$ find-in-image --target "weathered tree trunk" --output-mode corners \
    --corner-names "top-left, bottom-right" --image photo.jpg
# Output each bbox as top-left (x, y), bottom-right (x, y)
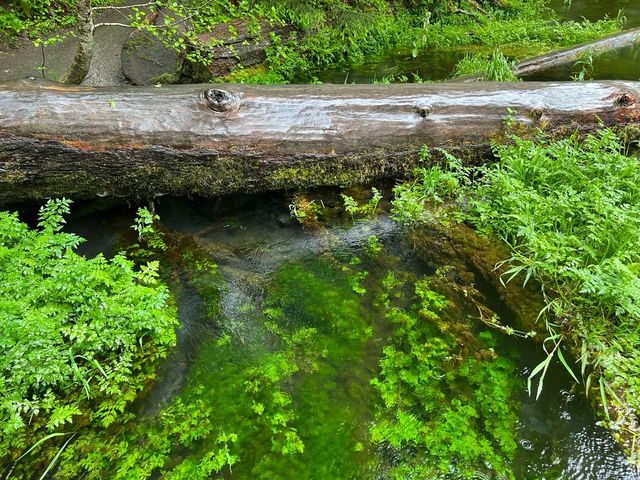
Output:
top-left (61, 0), bottom-right (94, 85)
top-left (515, 26), bottom-right (640, 78)
top-left (457, 27), bottom-right (640, 82)
top-left (1, 79), bottom-right (639, 203)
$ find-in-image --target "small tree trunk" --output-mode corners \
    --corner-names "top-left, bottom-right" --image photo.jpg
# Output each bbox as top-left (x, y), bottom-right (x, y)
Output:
top-left (61, 0), bottom-right (94, 84)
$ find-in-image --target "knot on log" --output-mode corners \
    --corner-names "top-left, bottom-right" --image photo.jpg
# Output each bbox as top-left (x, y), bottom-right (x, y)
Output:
top-left (615, 92), bottom-right (637, 108)
top-left (204, 89), bottom-right (241, 113)
top-left (415, 107), bottom-right (430, 119)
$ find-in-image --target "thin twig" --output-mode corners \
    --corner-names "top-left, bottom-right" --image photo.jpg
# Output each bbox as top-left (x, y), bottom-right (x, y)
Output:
top-left (92, 1), bottom-right (157, 10)
top-left (93, 22), bottom-right (134, 28)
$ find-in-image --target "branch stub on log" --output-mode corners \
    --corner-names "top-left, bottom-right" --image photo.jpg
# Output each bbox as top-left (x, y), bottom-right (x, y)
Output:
top-left (203, 88), bottom-right (241, 112)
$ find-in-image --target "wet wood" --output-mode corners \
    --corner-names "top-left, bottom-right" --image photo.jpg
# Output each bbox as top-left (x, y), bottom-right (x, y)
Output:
top-left (516, 27), bottom-right (640, 78)
top-left (1, 79), bottom-right (640, 203)
top-left (457, 27), bottom-right (640, 81)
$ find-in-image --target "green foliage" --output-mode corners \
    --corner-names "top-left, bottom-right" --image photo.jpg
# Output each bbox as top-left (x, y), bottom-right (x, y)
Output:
top-left (4, 0), bottom-right (623, 84)
top-left (0, 199), bottom-right (177, 475)
top-left (392, 149), bottom-right (470, 225)
top-left (341, 187), bottom-right (382, 220)
top-left (0, 0), bottom-right (91, 45)
top-left (289, 195), bottom-right (325, 229)
top-left (371, 271), bottom-right (520, 479)
top-left (219, 65), bottom-right (288, 84)
top-left (413, 6), bottom-right (623, 58)
top-left (0, 7), bottom-right (24, 43)
top-left (468, 131), bottom-right (640, 440)
top-left (366, 234), bottom-right (383, 256)
top-left (391, 129), bottom-right (640, 455)
top-left (453, 49), bottom-right (519, 81)
top-left (571, 50), bottom-right (595, 81)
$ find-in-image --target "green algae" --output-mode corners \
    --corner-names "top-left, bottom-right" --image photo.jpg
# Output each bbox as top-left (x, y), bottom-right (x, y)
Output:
top-left (2, 200), bottom-right (530, 479)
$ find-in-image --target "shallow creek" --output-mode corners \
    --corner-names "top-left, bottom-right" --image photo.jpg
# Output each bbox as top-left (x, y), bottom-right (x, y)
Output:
top-left (60, 192), bottom-right (640, 479)
top-left (306, 0), bottom-right (640, 84)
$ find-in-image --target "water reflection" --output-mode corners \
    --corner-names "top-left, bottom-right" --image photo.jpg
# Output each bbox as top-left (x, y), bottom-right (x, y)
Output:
top-left (550, 0), bottom-right (640, 29)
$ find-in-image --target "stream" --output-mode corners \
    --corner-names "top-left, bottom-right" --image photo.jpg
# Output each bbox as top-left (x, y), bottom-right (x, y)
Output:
top-left (305, 0), bottom-right (640, 84)
top-left (61, 192), bottom-right (640, 479)
top-left (6, 0), bottom-right (640, 476)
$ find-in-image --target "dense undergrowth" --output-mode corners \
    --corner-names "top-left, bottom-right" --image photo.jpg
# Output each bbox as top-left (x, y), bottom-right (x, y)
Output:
top-left (0, 200), bottom-right (177, 477)
top-left (392, 129), bottom-right (640, 459)
top-left (0, 0), bottom-right (623, 82)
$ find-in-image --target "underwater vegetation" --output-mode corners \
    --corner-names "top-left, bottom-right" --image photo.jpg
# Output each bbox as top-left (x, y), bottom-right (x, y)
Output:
top-left (0, 194), bottom-right (527, 478)
top-left (391, 128), bottom-right (640, 461)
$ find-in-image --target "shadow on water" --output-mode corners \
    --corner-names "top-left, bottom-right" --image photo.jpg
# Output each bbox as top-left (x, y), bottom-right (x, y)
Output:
top-left (55, 193), bottom-right (640, 478)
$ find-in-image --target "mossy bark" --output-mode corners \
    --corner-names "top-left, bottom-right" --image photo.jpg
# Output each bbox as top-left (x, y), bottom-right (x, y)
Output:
top-left (1, 79), bottom-right (640, 203)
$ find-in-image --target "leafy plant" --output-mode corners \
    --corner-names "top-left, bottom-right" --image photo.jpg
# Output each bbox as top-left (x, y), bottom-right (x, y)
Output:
top-left (370, 270), bottom-right (520, 479)
top-left (289, 195), bottom-right (325, 229)
top-left (0, 199), bottom-right (177, 476)
top-left (391, 129), bottom-right (640, 455)
top-left (571, 50), bottom-right (595, 81)
top-left (341, 187), bottom-right (382, 221)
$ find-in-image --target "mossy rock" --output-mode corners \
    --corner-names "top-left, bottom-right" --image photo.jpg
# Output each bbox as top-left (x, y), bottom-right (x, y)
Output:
top-left (121, 13), bottom-right (182, 86)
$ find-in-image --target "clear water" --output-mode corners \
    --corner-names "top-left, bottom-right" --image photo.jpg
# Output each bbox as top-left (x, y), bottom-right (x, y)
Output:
top-left (297, 49), bottom-right (466, 84)
top-left (549, 0), bottom-right (640, 29)
top-left (59, 193), bottom-right (640, 479)
top-left (307, 0), bottom-right (640, 84)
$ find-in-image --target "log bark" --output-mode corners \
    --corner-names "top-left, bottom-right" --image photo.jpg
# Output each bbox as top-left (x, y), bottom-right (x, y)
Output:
top-left (1, 79), bottom-right (640, 203)
top-left (457, 26), bottom-right (640, 82)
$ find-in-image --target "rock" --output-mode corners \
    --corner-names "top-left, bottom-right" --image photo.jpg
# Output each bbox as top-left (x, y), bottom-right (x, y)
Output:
top-left (196, 19), bottom-right (294, 78)
top-left (121, 12), bottom-right (182, 85)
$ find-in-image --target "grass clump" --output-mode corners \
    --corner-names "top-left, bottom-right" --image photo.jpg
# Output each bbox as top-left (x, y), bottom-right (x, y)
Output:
top-left (453, 49), bottom-right (519, 81)
top-left (416, 5), bottom-right (624, 58)
top-left (391, 129), bottom-right (640, 459)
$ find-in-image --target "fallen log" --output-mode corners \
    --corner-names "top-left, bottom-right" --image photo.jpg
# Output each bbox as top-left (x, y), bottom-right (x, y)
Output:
top-left (1, 79), bottom-right (640, 203)
top-left (456, 26), bottom-right (640, 81)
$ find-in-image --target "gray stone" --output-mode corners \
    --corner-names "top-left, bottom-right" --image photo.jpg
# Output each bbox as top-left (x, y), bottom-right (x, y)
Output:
top-left (121, 16), bottom-right (182, 86)
top-left (196, 19), bottom-right (294, 78)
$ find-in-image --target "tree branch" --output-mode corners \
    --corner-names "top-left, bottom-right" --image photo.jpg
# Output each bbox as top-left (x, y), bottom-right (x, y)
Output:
top-left (93, 22), bottom-right (134, 29)
top-left (91, 2), bottom-right (157, 10)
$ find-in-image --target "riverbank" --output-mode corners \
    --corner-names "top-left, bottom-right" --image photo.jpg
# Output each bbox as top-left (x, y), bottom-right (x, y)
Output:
top-left (0, 0), bottom-right (627, 85)
top-left (390, 128), bottom-right (640, 464)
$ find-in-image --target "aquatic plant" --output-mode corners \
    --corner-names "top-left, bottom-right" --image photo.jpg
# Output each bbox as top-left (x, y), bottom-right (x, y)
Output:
top-left (391, 129), bottom-right (640, 457)
top-left (371, 269), bottom-right (520, 479)
top-left (341, 187), bottom-right (383, 221)
top-left (289, 195), bottom-right (325, 229)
